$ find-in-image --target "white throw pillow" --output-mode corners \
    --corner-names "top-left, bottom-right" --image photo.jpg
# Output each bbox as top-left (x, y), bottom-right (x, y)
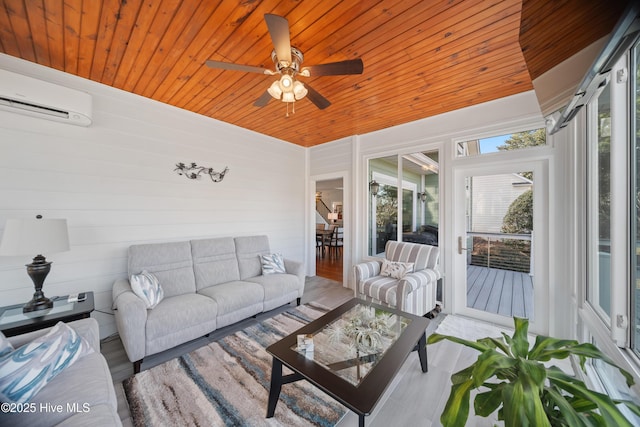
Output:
top-left (380, 259), bottom-right (414, 279)
top-left (261, 253), bottom-right (286, 275)
top-left (0, 321), bottom-right (94, 403)
top-left (130, 270), bottom-right (164, 309)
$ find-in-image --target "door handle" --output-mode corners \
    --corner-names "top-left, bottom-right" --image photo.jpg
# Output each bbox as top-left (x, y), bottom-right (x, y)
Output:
top-left (458, 236), bottom-right (468, 255)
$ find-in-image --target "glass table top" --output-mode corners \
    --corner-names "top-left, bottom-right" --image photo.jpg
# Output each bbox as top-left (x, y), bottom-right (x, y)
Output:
top-left (0, 299), bottom-right (76, 326)
top-left (291, 302), bottom-right (412, 386)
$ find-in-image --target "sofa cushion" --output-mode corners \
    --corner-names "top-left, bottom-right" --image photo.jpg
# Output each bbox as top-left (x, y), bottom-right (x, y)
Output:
top-left (191, 237), bottom-right (241, 290)
top-left (0, 321), bottom-right (94, 403)
top-left (245, 273), bottom-right (300, 310)
top-left (198, 281), bottom-right (263, 327)
top-left (235, 235), bottom-right (271, 279)
top-left (129, 241), bottom-right (196, 298)
top-left (144, 294), bottom-right (219, 357)
top-left (385, 241), bottom-right (439, 271)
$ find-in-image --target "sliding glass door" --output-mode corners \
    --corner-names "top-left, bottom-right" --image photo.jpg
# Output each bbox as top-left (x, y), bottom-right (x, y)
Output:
top-left (367, 150), bottom-right (440, 257)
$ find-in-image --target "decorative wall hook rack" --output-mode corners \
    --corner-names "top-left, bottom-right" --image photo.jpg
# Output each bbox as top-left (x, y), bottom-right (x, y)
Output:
top-left (174, 162), bottom-right (229, 182)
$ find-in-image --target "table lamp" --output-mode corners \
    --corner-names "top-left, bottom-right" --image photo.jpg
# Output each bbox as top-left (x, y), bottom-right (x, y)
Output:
top-left (0, 215), bottom-right (70, 312)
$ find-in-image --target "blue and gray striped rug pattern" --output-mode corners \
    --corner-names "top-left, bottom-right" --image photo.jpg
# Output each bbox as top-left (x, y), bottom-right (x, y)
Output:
top-left (123, 304), bottom-right (347, 426)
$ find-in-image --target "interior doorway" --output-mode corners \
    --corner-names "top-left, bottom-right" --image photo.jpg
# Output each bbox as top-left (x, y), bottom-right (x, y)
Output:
top-left (315, 178), bottom-right (344, 282)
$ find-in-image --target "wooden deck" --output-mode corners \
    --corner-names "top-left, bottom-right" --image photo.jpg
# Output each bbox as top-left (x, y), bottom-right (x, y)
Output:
top-left (467, 265), bottom-right (534, 318)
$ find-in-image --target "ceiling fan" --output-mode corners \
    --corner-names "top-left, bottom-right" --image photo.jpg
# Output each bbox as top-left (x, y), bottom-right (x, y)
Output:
top-left (206, 14), bottom-right (364, 113)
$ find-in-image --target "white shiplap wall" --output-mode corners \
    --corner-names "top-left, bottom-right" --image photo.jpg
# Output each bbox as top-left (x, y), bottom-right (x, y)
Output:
top-left (0, 54), bottom-right (306, 339)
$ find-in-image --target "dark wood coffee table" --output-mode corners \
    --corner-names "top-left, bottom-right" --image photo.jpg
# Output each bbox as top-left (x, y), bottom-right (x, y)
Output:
top-left (265, 298), bottom-right (430, 427)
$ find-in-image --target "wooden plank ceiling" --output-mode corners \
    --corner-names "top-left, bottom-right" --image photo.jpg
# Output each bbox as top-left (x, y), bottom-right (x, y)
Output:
top-left (0, 0), bottom-right (627, 147)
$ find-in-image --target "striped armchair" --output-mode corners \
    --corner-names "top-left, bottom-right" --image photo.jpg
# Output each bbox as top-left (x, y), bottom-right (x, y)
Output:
top-left (354, 241), bottom-right (441, 316)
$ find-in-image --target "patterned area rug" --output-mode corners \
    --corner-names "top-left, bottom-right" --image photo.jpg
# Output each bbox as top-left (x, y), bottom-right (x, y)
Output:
top-left (123, 304), bottom-right (347, 427)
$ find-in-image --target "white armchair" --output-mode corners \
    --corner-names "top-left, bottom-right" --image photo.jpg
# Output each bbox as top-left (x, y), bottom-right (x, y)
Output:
top-left (354, 241), bottom-right (441, 316)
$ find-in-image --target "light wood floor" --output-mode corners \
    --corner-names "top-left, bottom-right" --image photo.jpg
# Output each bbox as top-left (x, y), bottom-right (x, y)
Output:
top-left (101, 276), bottom-right (494, 427)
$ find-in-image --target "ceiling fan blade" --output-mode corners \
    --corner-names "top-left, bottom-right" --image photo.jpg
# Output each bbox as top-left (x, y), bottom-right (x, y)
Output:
top-left (206, 60), bottom-right (269, 74)
top-left (303, 58), bottom-right (364, 76)
top-left (305, 84), bottom-right (331, 110)
top-left (264, 14), bottom-right (292, 65)
top-left (254, 90), bottom-right (272, 107)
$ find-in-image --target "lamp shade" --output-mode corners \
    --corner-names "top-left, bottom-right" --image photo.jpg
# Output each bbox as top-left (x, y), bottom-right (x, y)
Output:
top-left (0, 218), bottom-right (70, 256)
top-left (328, 213), bottom-right (339, 220)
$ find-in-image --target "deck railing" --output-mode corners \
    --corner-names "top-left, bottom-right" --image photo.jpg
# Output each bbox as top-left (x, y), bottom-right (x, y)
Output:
top-left (466, 232), bottom-right (533, 274)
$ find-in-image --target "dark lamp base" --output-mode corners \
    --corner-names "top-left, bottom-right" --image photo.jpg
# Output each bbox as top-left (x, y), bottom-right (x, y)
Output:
top-left (23, 295), bottom-right (53, 313)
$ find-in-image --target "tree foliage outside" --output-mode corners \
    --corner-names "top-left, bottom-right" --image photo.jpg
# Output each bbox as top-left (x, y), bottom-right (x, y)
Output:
top-left (501, 189), bottom-right (533, 234)
top-left (497, 128), bottom-right (546, 151)
top-left (497, 128), bottom-right (545, 180)
top-left (375, 185), bottom-right (397, 229)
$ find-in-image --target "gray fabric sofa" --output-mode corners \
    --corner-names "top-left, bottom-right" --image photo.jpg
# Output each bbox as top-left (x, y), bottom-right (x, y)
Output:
top-left (112, 235), bottom-right (305, 373)
top-left (5, 318), bottom-right (121, 427)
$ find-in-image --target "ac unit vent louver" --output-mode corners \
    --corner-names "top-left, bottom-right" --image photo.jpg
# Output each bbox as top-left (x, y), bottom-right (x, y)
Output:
top-left (0, 69), bottom-right (92, 126)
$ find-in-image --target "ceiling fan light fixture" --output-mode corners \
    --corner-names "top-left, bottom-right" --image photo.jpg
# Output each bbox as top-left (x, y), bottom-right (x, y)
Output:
top-left (282, 91), bottom-right (295, 103)
top-left (279, 74), bottom-right (293, 91)
top-left (267, 80), bottom-right (283, 99)
top-left (293, 81), bottom-right (307, 100)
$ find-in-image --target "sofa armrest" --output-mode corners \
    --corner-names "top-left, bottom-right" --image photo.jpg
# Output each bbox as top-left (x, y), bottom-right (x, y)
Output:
top-left (284, 258), bottom-right (305, 296)
top-left (112, 278), bottom-right (147, 363)
top-left (396, 268), bottom-right (441, 312)
top-left (354, 260), bottom-right (382, 283)
top-left (7, 318), bottom-right (100, 352)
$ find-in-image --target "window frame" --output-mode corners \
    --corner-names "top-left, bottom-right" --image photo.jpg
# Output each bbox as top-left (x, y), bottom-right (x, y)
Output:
top-left (579, 46), bottom-right (640, 385)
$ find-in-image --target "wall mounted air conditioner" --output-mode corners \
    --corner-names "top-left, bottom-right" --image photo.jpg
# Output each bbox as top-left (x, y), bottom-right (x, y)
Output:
top-left (0, 69), bottom-right (92, 126)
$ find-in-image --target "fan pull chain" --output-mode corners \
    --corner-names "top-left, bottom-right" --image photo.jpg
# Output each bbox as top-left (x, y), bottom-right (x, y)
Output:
top-left (285, 101), bottom-right (296, 117)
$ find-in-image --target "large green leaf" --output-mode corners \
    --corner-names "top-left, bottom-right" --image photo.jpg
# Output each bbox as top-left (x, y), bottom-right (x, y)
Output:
top-left (528, 335), bottom-right (580, 361)
top-left (450, 364), bottom-right (474, 385)
top-left (475, 387), bottom-right (504, 416)
top-left (559, 342), bottom-right (635, 387)
top-left (427, 333), bottom-right (490, 352)
top-left (511, 317), bottom-right (531, 358)
top-left (471, 349), bottom-right (517, 386)
top-left (518, 363), bottom-right (550, 426)
top-left (518, 358), bottom-right (547, 389)
top-left (440, 379), bottom-right (474, 427)
top-left (501, 381), bottom-right (549, 427)
top-left (547, 368), bottom-right (636, 427)
top-left (478, 336), bottom-right (512, 355)
top-left (545, 386), bottom-right (589, 426)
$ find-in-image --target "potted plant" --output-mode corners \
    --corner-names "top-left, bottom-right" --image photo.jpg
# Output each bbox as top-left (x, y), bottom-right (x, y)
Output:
top-left (427, 317), bottom-right (640, 426)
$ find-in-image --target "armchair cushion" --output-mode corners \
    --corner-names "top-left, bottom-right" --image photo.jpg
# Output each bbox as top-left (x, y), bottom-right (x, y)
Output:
top-left (358, 275), bottom-right (400, 307)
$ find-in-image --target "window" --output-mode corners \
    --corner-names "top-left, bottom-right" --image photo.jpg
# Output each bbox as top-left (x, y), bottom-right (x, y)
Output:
top-left (456, 128), bottom-right (546, 157)
top-left (368, 150), bottom-right (439, 257)
top-left (581, 37), bottom-right (640, 403)
top-left (587, 80), bottom-right (612, 321)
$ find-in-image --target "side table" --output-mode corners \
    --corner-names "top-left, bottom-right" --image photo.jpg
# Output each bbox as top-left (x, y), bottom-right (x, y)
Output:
top-left (0, 292), bottom-right (95, 337)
